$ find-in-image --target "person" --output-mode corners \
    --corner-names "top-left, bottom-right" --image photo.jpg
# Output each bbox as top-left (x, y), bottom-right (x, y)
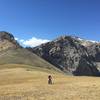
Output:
top-left (48, 75), bottom-right (52, 84)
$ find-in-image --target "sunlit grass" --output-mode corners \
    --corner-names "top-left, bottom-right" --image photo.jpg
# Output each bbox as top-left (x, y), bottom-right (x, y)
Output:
top-left (0, 65), bottom-right (100, 100)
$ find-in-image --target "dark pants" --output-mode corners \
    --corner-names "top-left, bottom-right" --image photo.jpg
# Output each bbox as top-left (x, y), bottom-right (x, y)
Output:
top-left (48, 79), bottom-right (52, 84)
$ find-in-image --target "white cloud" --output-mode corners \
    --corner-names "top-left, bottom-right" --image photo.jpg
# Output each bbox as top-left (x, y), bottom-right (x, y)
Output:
top-left (15, 37), bottom-right (18, 40)
top-left (16, 37), bottom-right (50, 47)
top-left (19, 39), bottom-right (24, 42)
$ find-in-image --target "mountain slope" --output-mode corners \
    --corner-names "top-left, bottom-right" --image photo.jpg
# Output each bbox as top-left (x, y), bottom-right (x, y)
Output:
top-left (0, 31), bottom-right (60, 72)
top-left (86, 43), bottom-right (100, 71)
top-left (28, 36), bottom-right (99, 76)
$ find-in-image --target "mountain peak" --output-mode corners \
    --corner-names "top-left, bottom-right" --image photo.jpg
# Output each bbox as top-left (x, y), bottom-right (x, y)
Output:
top-left (0, 31), bottom-right (14, 41)
top-left (29, 35), bottom-right (100, 76)
top-left (0, 31), bottom-right (21, 51)
top-left (55, 35), bottom-right (99, 47)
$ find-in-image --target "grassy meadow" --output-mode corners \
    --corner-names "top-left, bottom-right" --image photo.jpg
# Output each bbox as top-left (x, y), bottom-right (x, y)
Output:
top-left (0, 64), bottom-right (100, 100)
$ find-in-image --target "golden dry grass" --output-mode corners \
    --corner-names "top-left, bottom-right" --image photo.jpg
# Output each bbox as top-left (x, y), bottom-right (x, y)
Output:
top-left (0, 65), bottom-right (100, 100)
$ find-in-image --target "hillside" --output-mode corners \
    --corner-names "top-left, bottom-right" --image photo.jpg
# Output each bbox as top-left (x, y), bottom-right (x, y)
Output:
top-left (28, 36), bottom-right (100, 76)
top-left (0, 31), bottom-right (60, 72)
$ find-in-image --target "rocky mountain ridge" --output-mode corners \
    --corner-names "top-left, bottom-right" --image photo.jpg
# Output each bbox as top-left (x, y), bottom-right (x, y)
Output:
top-left (28, 36), bottom-right (100, 76)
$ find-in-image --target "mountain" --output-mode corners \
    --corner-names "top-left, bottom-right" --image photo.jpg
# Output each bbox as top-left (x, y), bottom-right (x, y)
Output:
top-left (1, 31), bottom-right (100, 76)
top-left (86, 43), bottom-right (100, 71)
top-left (28, 36), bottom-right (100, 76)
top-left (0, 31), bottom-right (60, 72)
top-left (76, 37), bottom-right (100, 71)
top-left (75, 37), bottom-right (98, 47)
top-left (0, 31), bottom-right (21, 51)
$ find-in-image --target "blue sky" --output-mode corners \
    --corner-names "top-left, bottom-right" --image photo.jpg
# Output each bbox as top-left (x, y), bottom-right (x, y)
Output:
top-left (0, 0), bottom-right (100, 47)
